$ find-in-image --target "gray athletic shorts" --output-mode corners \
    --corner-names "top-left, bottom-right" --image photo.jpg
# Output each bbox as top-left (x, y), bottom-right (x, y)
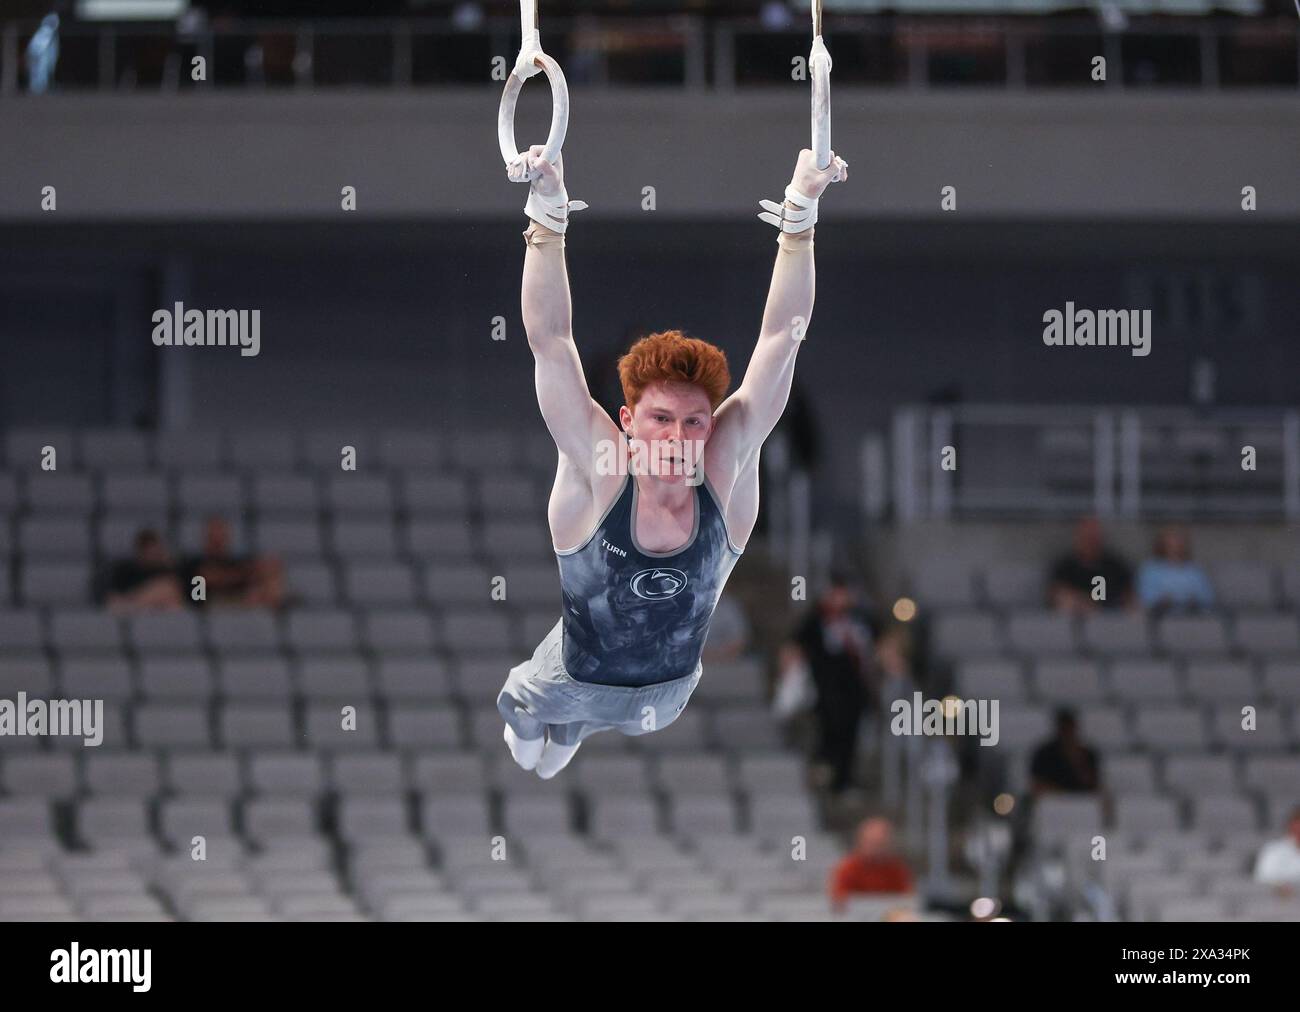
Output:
top-left (497, 618), bottom-right (703, 748)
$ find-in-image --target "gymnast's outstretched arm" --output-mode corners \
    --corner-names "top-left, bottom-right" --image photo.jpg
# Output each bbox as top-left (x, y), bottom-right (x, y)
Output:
top-left (516, 147), bottom-right (614, 470)
top-left (713, 148), bottom-right (848, 467)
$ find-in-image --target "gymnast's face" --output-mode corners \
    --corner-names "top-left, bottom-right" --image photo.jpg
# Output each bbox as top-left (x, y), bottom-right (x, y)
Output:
top-left (620, 381), bottom-right (714, 484)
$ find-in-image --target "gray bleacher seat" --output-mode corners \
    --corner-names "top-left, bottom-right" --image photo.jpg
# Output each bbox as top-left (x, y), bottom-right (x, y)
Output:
top-left (420, 796), bottom-right (491, 839)
top-left (176, 474), bottom-right (245, 514)
top-left (1163, 755), bottom-right (1238, 796)
top-left (304, 702), bottom-right (379, 751)
top-left (49, 610), bottom-right (124, 653)
top-left (24, 473), bottom-right (95, 513)
top-left (1115, 795), bottom-right (1183, 834)
top-left (159, 798), bottom-right (237, 845)
top-left (479, 521), bottom-right (551, 561)
top-left (343, 562), bottom-right (417, 606)
top-left (1191, 795), bottom-right (1259, 835)
top-left (982, 563), bottom-right (1046, 608)
top-left (1132, 706), bottom-right (1207, 751)
top-left (400, 475), bottom-right (470, 516)
top-left (452, 433), bottom-right (518, 472)
top-left (139, 656), bottom-right (214, 701)
top-left (440, 610), bottom-right (516, 656)
top-left (134, 702), bottom-right (212, 748)
top-left (710, 706), bottom-right (784, 750)
top-left (128, 612), bottom-right (203, 653)
top-left (0, 473), bottom-right (17, 511)
top-left (19, 519), bottom-right (92, 558)
top-left (330, 520), bottom-right (398, 559)
top-left (243, 798), bottom-right (318, 843)
top-left (1080, 612), bottom-right (1150, 655)
top-left (177, 517), bottom-right (250, 556)
top-left (247, 753), bottom-right (325, 796)
top-left (101, 474), bottom-right (169, 512)
top-left (956, 659), bottom-right (1027, 701)
top-left (219, 703), bottom-right (297, 749)
top-left (362, 610), bottom-right (436, 654)
top-left (256, 520), bottom-right (324, 558)
top-left (1235, 614), bottom-right (1300, 655)
top-left (500, 796), bottom-right (574, 836)
top-left (377, 431), bottom-right (443, 472)
top-left (206, 610), bottom-right (281, 653)
top-left (1032, 795), bottom-right (1104, 845)
top-left (285, 609), bottom-right (359, 653)
top-left (1208, 563), bottom-right (1276, 609)
top-left (76, 798), bottom-right (152, 845)
top-left (1109, 659), bottom-right (1182, 702)
top-left (520, 609), bottom-right (559, 646)
top-left (5, 429), bottom-right (74, 470)
top-left (97, 514), bottom-right (169, 558)
top-left (1210, 703), bottom-right (1287, 750)
top-left (219, 656), bottom-right (294, 700)
top-left (154, 430), bottom-right (224, 471)
top-left (229, 431), bottom-right (299, 471)
top-left (166, 752), bottom-right (241, 798)
top-left (285, 562), bottom-right (338, 605)
top-left (499, 564), bottom-right (559, 608)
top-left (983, 705), bottom-right (1047, 751)
top-left (0, 753), bottom-right (77, 797)
top-left (409, 752), bottom-right (486, 795)
top-left (1033, 659), bottom-right (1104, 703)
top-left (571, 755), bottom-right (652, 795)
top-left (1102, 754), bottom-right (1157, 794)
top-left (0, 609), bottom-right (46, 653)
top-left (932, 612), bottom-right (1004, 658)
top-left (1261, 661), bottom-right (1300, 701)
top-left (375, 658), bottom-right (453, 701)
top-left (59, 658), bottom-right (135, 700)
top-left (1005, 610), bottom-right (1076, 655)
top-left (1183, 659), bottom-right (1257, 702)
top-left (694, 658), bottom-right (763, 701)
top-left (0, 658), bottom-right (53, 703)
top-left (478, 476), bottom-right (541, 519)
top-left (747, 795), bottom-right (820, 841)
top-left (331, 752), bottom-right (406, 794)
top-left (304, 432), bottom-right (374, 471)
top-left (49, 701), bottom-right (128, 751)
top-left (297, 656), bottom-right (371, 699)
top-left (1074, 706), bottom-right (1134, 751)
top-left (251, 475), bottom-right (320, 514)
top-left (735, 755), bottom-right (806, 796)
top-left (423, 563), bottom-right (493, 606)
top-left (1156, 615), bottom-right (1229, 655)
top-left (656, 755), bottom-right (732, 796)
top-left (82, 744), bottom-right (162, 790)
top-left (326, 475), bottom-right (394, 515)
top-left (388, 705), bottom-right (463, 749)
top-left (588, 797), bottom-right (662, 839)
top-left (911, 561), bottom-right (977, 609)
top-left (405, 520), bottom-right (477, 560)
top-left (671, 796), bottom-right (739, 837)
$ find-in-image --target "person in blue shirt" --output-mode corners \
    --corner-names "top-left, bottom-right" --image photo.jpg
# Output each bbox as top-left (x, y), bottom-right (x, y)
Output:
top-left (1136, 525), bottom-right (1215, 613)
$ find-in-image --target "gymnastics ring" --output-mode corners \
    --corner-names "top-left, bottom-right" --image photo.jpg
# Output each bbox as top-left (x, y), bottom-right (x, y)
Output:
top-left (498, 0), bottom-right (570, 180)
top-left (810, 0), bottom-right (832, 172)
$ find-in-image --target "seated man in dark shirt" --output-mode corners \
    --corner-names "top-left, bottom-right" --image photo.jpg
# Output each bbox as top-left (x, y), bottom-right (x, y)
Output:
top-left (1048, 515), bottom-right (1134, 613)
top-left (184, 516), bottom-right (285, 608)
top-left (105, 529), bottom-right (184, 614)
top-left (1030, 708), bottom-right (1101, 796)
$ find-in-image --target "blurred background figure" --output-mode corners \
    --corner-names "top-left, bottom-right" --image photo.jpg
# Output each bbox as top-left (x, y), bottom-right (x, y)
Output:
top-left (184, 516), bottom-right (285, 609)
top-left (103, 528), bottom-right (184, 614)
top-left (25, 12), bottom-right (59, 94)
top-left (1029, 708), bottom-right (1101, 798)
top-left (1048, 516), bottom-right (1134, 614)
top-left (1253, 806), bottom-right (1300, 897)
top-left (782, 571), bottom-right (876, 798)
top-left (1136, 524), bottom-right (1215, 615)
top-left (828, 816), bottom-right (914, 912)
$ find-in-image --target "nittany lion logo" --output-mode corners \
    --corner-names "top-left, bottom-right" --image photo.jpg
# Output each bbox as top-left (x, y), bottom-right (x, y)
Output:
top-left (630, 567), bottom-right (688, 601)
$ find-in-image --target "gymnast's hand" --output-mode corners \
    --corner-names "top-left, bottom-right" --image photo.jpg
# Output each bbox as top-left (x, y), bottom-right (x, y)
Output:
top-left (791, 147), bottom-right (848, 200)
top-left (509, 144), bottom-right (565, 197)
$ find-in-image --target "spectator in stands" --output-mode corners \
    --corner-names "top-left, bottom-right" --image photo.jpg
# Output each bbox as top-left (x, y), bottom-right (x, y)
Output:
top-left (702, 591), bottom-right (751, 662)
top-left (1048, 516), bottom-right (1134, 613)
top-left (1253, 806), bottom-right (1300, 896)
top-left (1029, 708), bottom-right (1101, 797)
top-left (104, 529), bottom-right (184, 614)
top-left (183, 516), bottom-right (285, 608)
top-left (828, 816), bottom-right (914, 912)
top-left (783, 570), bottom-right (876, 796)
top-left (874, 623), bottom-right (917, 711)
top-left (1135, 524), bottom-right (1214, 614)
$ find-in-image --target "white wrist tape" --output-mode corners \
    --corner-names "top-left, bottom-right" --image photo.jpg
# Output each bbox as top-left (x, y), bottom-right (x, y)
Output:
top-left (525, 185), bottom-right (588, 234)
top-left (757, 184), bottom-right (818, 233)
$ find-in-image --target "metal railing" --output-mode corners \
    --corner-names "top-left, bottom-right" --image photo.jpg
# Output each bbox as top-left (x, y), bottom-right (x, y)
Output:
top-left (879, 404), bottom-right (1300, 522)
top-left (2, 14), bottom-right (1298, 95)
